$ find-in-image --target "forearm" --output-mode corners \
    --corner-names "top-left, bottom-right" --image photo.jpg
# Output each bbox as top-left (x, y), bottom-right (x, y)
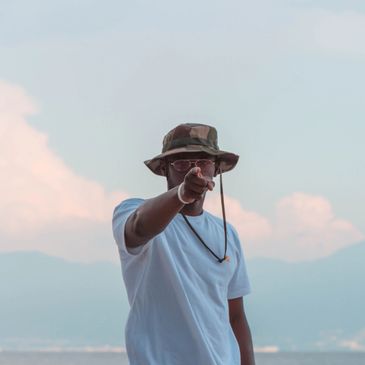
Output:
top-left (125, 166), bottom-right (211, 248)
top-left (230, 317), bottom-right (256, 365)
top-left (131, 185), bottom-right (184, 241)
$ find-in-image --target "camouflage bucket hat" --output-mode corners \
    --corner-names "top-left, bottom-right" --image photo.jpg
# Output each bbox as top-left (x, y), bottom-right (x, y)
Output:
top-left (144, 123), bottom-right (239, 176)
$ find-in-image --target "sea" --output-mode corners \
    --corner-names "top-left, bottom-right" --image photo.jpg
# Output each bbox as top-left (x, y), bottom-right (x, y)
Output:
top-left (0, 352), bottom-right (364, 365)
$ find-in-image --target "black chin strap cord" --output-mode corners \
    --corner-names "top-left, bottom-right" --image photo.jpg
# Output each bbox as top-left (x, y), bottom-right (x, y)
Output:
top-left (219, 167), bottom-right (228, 263)
top-left (181, 167), bottom-right (229, 263)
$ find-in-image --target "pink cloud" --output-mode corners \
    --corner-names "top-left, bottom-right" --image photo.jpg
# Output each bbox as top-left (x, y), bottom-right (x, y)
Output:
top-left (205, 191), bottom-right (363, 262)
top-left (204, 193), bottom-right (272, 244)
top-left (272, 192), bottom-right (364, 261)
top-left (0, 80), bottom-right (363, 263)
top-left (0, 80), bottom-right (127, 241)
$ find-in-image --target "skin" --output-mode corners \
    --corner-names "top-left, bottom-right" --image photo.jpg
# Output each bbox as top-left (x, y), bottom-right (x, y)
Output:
top-left (162, 151), bottom-right (217, 216)
top-left (124, 151), bottom-right (256, 365)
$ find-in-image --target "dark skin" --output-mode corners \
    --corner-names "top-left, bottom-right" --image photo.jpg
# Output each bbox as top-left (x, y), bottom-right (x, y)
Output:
top-left (163, 151), bottom-right (217, 216)
top-left (124, 151), bottom-right (255, 365)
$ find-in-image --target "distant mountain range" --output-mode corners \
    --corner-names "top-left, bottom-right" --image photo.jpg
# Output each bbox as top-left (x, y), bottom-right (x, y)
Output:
top-left (1, 241), bottom-right (364, 351)
top-left (246, 240), bottom-right (365, 351)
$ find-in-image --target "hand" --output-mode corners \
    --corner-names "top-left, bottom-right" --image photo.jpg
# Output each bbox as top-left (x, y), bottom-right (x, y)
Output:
top-left (179, 167), bottom-right (215, 203)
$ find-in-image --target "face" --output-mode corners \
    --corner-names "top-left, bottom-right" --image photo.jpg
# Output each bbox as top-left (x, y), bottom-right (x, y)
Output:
top-left (161, 152), bottom-right (218, 190)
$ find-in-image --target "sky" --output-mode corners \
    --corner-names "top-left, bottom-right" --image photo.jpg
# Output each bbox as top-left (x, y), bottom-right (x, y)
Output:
top-left (0, 0), bottom-right (364, 264)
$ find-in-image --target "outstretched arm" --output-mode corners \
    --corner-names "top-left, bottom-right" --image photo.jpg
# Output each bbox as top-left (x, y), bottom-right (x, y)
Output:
top-left (124, 167), bottom-right (214, 248)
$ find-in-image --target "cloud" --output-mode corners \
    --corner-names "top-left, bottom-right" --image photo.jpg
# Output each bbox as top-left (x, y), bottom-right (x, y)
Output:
top-left (316, 328), bottom-right (365, 351)
top-left (205, 191), bottom-right (364, 262)
top-left (0, 80), bottom-right (127, 261)
top-left (0, 81), bottom-right (363, 263)
top-left (284, 9), bottom-right (365, 56)
top-left (313, 11), bottom-right (365, 55)
top-left (204, 193), bottom-right (272, 252)
top-left (272, 192), bottom-right (364, 261)
top-left (339, 328), bottom-right (365, 351)
top-left (254, 9), bottom-right (365, 56)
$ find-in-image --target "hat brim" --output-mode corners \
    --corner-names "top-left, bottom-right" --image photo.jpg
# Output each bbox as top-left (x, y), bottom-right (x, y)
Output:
top-left (144, 145), bottom-right (239, 176)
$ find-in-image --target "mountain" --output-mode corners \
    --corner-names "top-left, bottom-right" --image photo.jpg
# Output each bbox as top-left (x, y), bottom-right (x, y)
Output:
top-left (245, 240), bottom-right (365, 351)
top-left (0, 241), bottom-right (364, 351)
top-left (0, 251), bottom-right (129, 350)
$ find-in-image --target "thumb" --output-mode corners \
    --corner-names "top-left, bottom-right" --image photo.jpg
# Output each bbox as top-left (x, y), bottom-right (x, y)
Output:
top-left (207, 180), bottom-right (215, 191)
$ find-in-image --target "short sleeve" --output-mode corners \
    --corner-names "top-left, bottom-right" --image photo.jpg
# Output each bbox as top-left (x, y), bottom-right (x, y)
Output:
top-left (227, 226), bottom-right (252, 299)
top-left (112, 198), bottom-right (149, 259)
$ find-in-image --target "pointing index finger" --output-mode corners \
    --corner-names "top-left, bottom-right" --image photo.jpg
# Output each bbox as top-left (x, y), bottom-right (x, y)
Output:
top-left (189, 167), bottom-right (201, 176)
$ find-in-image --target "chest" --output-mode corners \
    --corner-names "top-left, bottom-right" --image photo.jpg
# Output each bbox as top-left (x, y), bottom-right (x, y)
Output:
top-left (163, 219), bottom-right (237, 289)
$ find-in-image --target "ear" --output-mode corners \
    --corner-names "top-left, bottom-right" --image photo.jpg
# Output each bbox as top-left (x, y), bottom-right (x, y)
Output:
top-left (214, 160), bottom-right (220, 177)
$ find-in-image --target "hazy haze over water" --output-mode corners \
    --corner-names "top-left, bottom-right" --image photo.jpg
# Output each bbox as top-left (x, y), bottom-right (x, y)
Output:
top-left (0, 352), bottom-right (364, 365)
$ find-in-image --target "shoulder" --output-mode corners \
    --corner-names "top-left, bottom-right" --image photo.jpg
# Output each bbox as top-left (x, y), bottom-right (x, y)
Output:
top-left (113, 198), bottom-right (145, 213)
top-left (112, 198), bottom-right (146, 238)
top-left (112, 198), bottom-right (146, 223)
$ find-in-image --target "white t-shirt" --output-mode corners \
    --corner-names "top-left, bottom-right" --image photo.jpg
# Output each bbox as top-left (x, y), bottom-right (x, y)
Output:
top-left (112, 198), bottom-right (251, 365)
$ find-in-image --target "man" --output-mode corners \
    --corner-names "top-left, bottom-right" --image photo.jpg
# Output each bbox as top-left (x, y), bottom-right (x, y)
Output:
top-left (112, 123), bottom-right (255, 365)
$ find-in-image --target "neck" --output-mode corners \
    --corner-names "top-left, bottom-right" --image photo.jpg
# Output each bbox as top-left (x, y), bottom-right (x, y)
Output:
top-left (179, 198), bottom-right (205, 216)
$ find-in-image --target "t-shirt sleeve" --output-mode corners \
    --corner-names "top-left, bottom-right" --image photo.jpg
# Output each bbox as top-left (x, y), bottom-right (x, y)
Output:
top-left (112, 198), bottom-right (149, 259)
top-left (227, 226), bottom-right (252, 299)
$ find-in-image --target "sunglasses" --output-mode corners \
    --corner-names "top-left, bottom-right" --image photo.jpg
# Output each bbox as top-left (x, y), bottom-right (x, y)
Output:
top-left (169, 159), bottom-right (216, 173)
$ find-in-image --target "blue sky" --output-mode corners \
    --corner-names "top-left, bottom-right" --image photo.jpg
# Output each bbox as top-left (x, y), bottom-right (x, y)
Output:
top-left (0, 0), bottom-right (364, 263)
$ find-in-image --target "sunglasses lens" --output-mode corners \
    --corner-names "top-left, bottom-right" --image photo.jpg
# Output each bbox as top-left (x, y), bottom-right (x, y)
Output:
top-left (196, 159), bottom-right (214, 170)
top-left (172, 159), bottom-right (215, 172)
top-left (173, 160), bottom-right (191, 172)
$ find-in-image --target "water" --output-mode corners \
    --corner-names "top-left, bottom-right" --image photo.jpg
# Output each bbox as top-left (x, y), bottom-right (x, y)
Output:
top-left (0, 352), bottom-right (364, 364)
top-left (0, 352), bottom-right (128, 365)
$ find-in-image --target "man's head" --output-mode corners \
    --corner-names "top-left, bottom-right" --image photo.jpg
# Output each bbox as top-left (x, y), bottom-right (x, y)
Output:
top-left (144, 123), bottom-right (239, 177)
top-left (161, 151), bottom-right (218, 190)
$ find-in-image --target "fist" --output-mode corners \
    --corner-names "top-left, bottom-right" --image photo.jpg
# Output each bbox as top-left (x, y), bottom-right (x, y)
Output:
top-left (179, 167), bottom-right (215, 203)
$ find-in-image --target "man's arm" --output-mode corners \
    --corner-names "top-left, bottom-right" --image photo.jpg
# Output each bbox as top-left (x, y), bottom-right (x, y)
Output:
top-left (228, 297), bottom-right (256, 365)
top-left (125, 184), bottom-right (184, 248)
top-left (125, 167), bottom-right (214, 248)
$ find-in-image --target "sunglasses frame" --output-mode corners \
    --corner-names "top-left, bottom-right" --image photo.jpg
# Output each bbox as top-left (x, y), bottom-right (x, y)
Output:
top-left (169, 158), bottom-right (216, 173)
